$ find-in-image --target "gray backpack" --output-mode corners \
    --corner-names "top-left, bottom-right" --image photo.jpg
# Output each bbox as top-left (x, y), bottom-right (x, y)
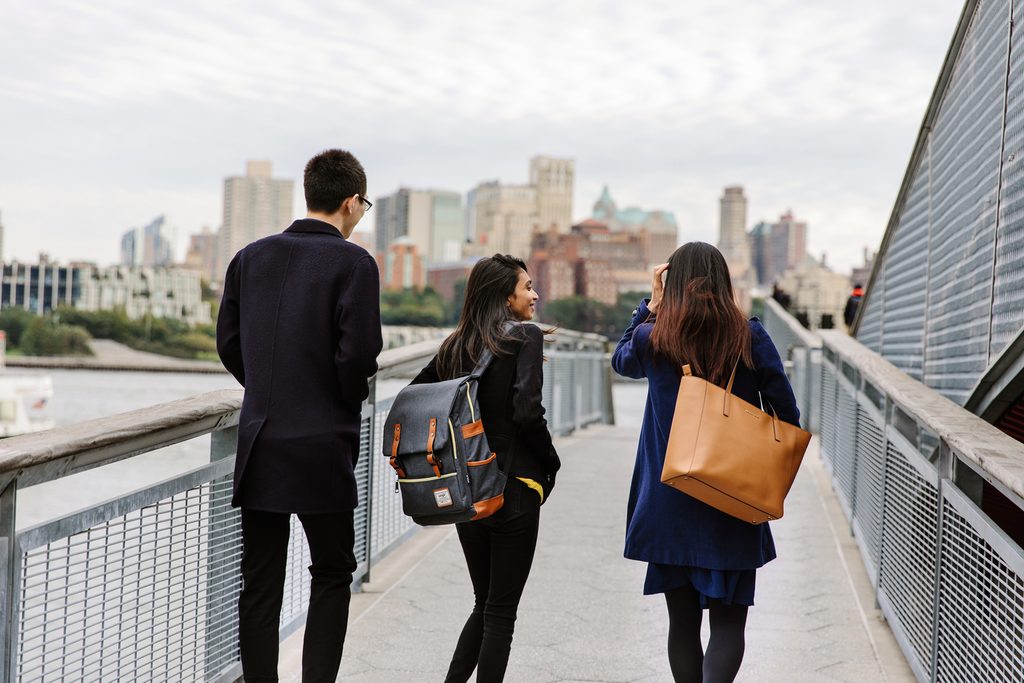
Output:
top-left (383, 348), bottom-right (507, 526)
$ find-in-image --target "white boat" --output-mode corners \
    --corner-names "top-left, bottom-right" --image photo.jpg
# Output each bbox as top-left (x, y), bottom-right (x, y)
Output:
top-left (0, 374), bottom-right (55, 437)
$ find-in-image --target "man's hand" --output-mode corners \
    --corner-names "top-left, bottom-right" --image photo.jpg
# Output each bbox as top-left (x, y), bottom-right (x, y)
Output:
top-left (648, 263), bottom-right (670, 314)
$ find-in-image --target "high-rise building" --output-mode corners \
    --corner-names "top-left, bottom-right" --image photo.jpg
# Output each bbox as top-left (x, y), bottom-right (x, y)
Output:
top-left (748, 221), bottom-right (772, 285)
top-left (530, 156), bottom-right (574, 233)
top-left (465, 156), bottom-right (577, 260)
top-left (589, 186), bottom-right (678, 268)
top-left (747, 211), bottom-right (809, 286)
top-left (769, 210), bottom-right (808, 283)
top-left (183, 227), bottom-right (219, 285)
top-left (464, 187), bottom-right (479, 243)
top-left (375, 188), bottom-right (463, 264)
top-left (431, 192), bottom-right (464, 263)
top-left (468, 181), bottom-right (539, 258)
top-left (218, 160), bottom-right (294, 279)
top-left (121, 215), bottom-right (175, 268)
top-left (718, 186), bottom-right (752, 284)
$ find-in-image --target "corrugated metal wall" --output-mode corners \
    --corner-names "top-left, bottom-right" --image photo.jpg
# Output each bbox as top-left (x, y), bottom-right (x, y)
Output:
top-left (881, 145), bottom-right (931, 381)
top-left (991, 0), bottom-right (1024, 357)
top-left (857, 258), bottom-right (884, 353)
top-left (857, 0), bottom-right (1021, 405)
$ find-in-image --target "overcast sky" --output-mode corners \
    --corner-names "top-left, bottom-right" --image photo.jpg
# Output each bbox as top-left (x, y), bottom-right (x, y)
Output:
top-left (0, 0), bottom-right (965, 273)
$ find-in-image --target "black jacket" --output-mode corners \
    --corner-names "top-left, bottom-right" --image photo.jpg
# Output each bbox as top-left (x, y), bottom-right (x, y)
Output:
top-left (217, 219), bottom-right (383, 513)
top-left (410, 323), bottom-right (561, 502)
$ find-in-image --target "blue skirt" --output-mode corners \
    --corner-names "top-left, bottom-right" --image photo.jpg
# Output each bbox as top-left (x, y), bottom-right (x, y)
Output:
top-left (644, 563), bottom-right (756, 607)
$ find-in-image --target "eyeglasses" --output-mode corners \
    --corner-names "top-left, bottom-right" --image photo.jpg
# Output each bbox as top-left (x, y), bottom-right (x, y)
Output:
top-left (357, 195), bottom-right (372, 212)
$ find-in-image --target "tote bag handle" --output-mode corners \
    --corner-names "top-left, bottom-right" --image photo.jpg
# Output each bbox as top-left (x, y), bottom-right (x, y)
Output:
top-left (682, 361), bottom-right (782, 443)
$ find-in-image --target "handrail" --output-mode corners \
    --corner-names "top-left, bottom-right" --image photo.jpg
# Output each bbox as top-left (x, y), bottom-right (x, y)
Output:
top-left (0, 390), bottom-right (243, 486)
top-left (821, 330), bottom-right (1024, 504)
top-left (763, 298), bottom-right (822, 349)
top-left (0, 327), bottom-right (608, 487)
top-left (0, 329), bottom-right (614, 683)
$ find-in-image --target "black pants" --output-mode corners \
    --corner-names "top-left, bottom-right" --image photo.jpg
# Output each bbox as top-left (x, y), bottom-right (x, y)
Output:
top-left (445, 486), bottom-right (541, 683)
top-left (238, 508), bottom-right (357, 683)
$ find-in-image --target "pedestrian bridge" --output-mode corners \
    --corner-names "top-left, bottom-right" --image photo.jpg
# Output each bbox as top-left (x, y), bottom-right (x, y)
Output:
top-left (0, 303), bottom-right (1022, 681)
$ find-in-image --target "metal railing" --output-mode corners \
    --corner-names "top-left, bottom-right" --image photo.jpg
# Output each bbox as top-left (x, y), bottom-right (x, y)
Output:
top-left (761, 298), bottom-right (822, 433)
top-left (0, 329), bottom-right (613, 682)
top-left (763, 297), bottom-right (1024, 682)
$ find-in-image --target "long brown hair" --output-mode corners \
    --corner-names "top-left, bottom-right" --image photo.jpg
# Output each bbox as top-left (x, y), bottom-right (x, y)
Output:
top-left (435, 254), bottom-right (526, 380)
top-left (649, 242), bottom-right (752, 384)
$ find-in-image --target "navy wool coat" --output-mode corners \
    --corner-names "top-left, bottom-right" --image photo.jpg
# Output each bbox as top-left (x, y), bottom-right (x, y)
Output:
top-left (611, 299), bottom-right (800, 570)
top-left (217, 219), bottom-right (383, 514)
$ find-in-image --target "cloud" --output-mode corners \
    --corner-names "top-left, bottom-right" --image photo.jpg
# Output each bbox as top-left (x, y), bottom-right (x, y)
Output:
top-left (0, 0), bottom-right (964, 272)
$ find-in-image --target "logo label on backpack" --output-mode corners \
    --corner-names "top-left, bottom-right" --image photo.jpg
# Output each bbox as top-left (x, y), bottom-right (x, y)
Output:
top-left (433, 488), bottom-right (453, 508)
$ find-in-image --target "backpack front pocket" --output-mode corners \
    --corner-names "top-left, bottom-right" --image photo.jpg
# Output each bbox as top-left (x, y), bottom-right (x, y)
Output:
top-left (397, 471), bottom-right (472, 519)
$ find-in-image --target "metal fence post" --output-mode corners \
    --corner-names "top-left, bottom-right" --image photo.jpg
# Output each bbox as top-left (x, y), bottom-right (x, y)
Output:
top-left (362, 376), bottom-right (377, 585)
top-left (206, 426), bottom-right (240, 680)
top-left (0, 478), bottom-right (18, 683)
top-left (807, 347), bottom-right (822, 434)
top-left (603, 342), bottom-right (616, 426)
top-left (572, 350), bottom-right (581, 432)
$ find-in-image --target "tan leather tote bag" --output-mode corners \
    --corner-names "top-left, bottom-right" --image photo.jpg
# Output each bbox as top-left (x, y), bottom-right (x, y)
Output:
top-left (661, 363), bottom-right (812, 524)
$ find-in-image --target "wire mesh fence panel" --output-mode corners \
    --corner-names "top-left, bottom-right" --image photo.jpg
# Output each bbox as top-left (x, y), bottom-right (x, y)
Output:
top-left (935, 487), bottom-right (1024, 683)
top-left (369, 396), bottom-right (416, 564)
top-left (878, 442), bottom-right (940, 680)
top-left (832, 386), bottom-right (859, 516)
top-left (17, 478), bottom-right (242, 683)
top-left (820, 362), bottom-right (839, 472)
top-left (852, 404), bottom-right (886, 585)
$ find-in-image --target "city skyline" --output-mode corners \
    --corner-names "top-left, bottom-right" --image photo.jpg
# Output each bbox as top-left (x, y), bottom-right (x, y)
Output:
top-left (2, 0), bottom-right (964, 272)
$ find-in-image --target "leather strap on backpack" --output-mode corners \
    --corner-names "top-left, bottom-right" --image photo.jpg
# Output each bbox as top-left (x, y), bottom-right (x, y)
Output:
top-left (390, 424), bottom-right (406, 478)
top-left (425, 417), bottom-right (441, 477)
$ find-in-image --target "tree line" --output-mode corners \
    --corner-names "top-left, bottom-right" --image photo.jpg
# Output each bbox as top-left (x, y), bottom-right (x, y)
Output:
top-left (0, 307), bottom-right (217, 359)
top-left (0, 285), bottom-right (710, 358)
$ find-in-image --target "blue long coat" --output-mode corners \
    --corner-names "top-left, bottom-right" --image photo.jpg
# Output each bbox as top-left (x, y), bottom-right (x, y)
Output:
top-left (611, 299), bottom-right (800, 573)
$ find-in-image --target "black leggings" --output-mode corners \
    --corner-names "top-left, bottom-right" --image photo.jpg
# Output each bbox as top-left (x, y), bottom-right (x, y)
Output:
top-left (664, 585), bottom-right (749, 683)
top-left (444, 491), bottom-right (541, 683)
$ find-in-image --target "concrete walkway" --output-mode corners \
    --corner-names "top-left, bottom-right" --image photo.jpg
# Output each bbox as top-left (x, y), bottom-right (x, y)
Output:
top-left (325, 418), bottom-right (915, 682)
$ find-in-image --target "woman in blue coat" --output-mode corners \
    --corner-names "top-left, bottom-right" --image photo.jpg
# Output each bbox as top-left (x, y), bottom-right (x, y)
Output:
top-left (612, 242), bottom-right (800, 683)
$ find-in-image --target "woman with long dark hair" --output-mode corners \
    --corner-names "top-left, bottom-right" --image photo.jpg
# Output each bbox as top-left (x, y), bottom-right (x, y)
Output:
top-left (410, 254), bottom-right (560, 682)
top-left (612, 242), bottom-right (800, 682)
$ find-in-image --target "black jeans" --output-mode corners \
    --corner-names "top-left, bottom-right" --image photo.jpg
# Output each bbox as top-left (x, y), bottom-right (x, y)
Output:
top-left (445, 484), bottom-right (541, 683)
top-left (238, 508), bottom-right (357, 683)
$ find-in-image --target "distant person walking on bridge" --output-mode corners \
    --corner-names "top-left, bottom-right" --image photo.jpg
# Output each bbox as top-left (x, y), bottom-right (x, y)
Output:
top-left (844, 283), bottom-right (864, 331)
top-left (410, 254), bottom-right (560, 683)
top-left (612, 242), bottom-right (800, 683)
top-left (217, 149), bottom-right (383, 683)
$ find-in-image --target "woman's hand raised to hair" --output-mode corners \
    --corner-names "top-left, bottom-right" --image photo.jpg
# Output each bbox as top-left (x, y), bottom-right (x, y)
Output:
top-left (648, 263), bottom-right (670, 314)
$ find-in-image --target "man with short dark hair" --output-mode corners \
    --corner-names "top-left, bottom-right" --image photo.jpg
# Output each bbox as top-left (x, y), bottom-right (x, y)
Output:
top-left (217, 148), bottom-right (383, 682)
